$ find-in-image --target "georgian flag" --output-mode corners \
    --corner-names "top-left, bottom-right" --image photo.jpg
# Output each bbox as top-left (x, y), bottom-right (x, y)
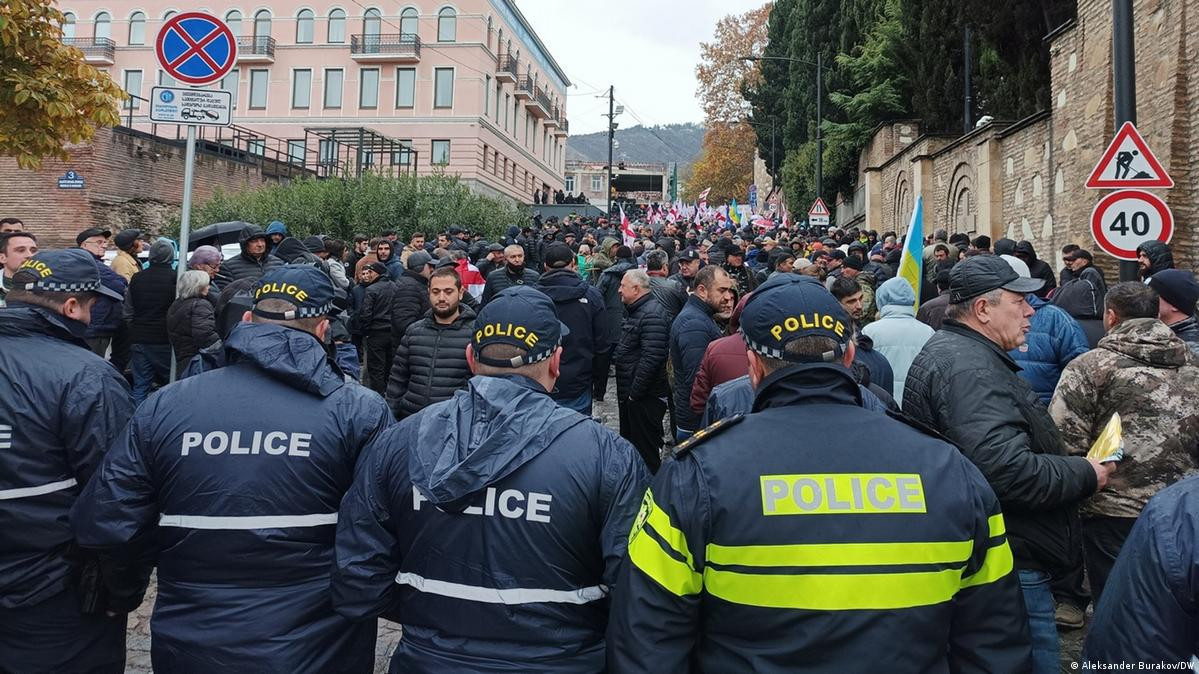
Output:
top-left (455, 258), bottom-right (486, 300)
top-left (620, 204), bottom-right (636, 247)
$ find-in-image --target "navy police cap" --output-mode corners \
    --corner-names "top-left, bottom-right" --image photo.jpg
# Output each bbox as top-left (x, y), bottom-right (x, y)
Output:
top-left (472, 285), bottom-right (569, 368)
top-left (251, 265), bottom-right (334, 320)
top-left (12, 249), bottom-right (123, 301)
top-left (740, 274), bottom-right (852, 363)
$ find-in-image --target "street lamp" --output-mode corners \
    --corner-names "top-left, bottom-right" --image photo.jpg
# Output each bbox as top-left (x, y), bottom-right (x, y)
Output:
top-left (742, 54), bottom-right (826, 205)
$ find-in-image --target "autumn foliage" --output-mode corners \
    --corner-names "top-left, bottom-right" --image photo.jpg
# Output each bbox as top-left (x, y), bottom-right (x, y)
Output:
top-left (1, 0), bottom-right (127, 169)
top-left (685, 123), bottom-right (757, 205)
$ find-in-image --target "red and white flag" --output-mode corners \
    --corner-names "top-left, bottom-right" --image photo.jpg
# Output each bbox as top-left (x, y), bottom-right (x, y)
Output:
top-left (697, 187), bottom-right (711, 210)
top-left (455, 258), bottom-right (486, 300)
top-left (619, 204), bottom-right (636, 247)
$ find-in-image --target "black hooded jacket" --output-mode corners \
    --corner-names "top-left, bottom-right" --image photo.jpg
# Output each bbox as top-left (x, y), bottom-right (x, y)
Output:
top-left (536, 269), bottom-right (611, 400)
top-left (215, 225), bottom-right (282, 287)
top-left (1014, 241), bottom-right (1056, 298)
top-left (390, 269), bottom-right (431, 342)
top-left (1137, 241), bottom-right (1175, 279)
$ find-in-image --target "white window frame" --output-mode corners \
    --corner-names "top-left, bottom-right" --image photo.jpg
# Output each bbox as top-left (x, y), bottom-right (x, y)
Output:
top-left (395, 68), bottom-right (416, 109)
top-left (431, 139), bottom-right (450, 165)
top-left (94, 12), bottom-right (112, 40)
top-left (565, 176), bottom-right (575, 192)
top-left (323, 68), bottom-right (344, 109)
top-left (221, 68), bottom-right (240, 108)
top-left (249, 69), bottom-right (269, 109)
top-left (327, 8), bottom-right (346, 43)
top-left (590, 175), bottom-right (602, 192)
top-left (359, 68), bottom-right (379, 109)
top-left (288, 139), bottom-right (306, 164)
top-left (122, 69), bottom-right (142, 109)
top-left (437, 7), bottom-right (456, 42)
top-left (291, 68), bottom-right (312, 109)
top-left (295, 9), bottom-right (315, 43)
top-left (433, 67), bottom-right (454, 109)
top-left (128, 11), bottom-right (146, 45)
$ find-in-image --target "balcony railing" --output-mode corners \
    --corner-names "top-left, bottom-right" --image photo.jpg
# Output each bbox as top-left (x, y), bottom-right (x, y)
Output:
top-left (496, 54), bottom-right (518, 83)
top-left (514, 75), bottom-right (534, 101)
top-left (350, 33), bottom-right (421, 60)
top-left (237, 35), bottom-right (275, 60)
top-left (63, 37), bottom-right (115, 62)
top-left (528, 85), bottom-right (553, 118)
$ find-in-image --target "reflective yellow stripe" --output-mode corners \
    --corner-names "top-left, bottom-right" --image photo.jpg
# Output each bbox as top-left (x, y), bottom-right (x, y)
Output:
top-left (987, 513), bottom-right (1006, 538)
top-left (960, 539), bottom-right (1014, 588)
top-left (644, 493), bottom-right (694, 568)
top-left (628, 524), bottom-right (703, 596)
top-left (706, 540), bottom-right (973, 568)
top-left (705, 567), bottom-right (961, 610)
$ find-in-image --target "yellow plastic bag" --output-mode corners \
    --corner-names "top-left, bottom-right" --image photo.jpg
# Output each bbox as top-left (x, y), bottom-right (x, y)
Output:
top-left (1087, 413), bottom-right (1124, 463)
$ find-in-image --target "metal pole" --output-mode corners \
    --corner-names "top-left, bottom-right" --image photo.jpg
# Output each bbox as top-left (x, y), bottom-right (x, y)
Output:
top-left (770, 119), bottom-right (776, 184)
top-left (606, 85), bottom-right (614, 216)
top-left (964, 25), bottom-right (973, 134)
top-left (1113, 0), bottom-right (1139, 281)
top-left (815, 52), bottom-right (823, 205)
top-left (169, 124), bottom-right (197, 383)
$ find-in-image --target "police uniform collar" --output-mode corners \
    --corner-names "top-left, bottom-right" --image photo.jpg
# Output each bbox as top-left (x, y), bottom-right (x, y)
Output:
top-left (484, 373), bottom-right (551, 395)
top-left (225, 322), bottom-right (345, 397)
top-left (751, 362), bottom-right (863, 413)
top-left (940, 319), bottom-right (1021, 373)
top-left (3, 302), bottom-right (90, 346)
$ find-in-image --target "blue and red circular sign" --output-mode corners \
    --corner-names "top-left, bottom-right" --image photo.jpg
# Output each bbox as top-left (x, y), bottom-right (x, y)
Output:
top-left (155, 12), bottom-right (237, 86)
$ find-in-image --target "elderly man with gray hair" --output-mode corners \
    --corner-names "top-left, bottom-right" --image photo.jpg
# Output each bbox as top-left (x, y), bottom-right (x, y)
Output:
top-left (613, 268), bottom-right (671, 472)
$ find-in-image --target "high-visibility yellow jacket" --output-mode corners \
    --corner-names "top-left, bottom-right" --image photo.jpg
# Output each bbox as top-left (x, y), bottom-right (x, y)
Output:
top-left (606, 364), bottom-right (1032, 673)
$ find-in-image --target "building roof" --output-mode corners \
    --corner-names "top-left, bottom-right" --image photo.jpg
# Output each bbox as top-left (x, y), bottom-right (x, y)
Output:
top-left (493, 0), bottom-right (571, 90)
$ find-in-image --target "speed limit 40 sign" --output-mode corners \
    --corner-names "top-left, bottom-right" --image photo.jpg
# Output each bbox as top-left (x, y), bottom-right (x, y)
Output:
top-left (1089, 190), bottom-right (1173, 261)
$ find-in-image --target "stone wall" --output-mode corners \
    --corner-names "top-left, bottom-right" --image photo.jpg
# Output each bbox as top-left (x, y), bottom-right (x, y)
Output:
top-left (855, 0), bottom-right (1198, 271)
top-left (0, 127), bottom-right (293, 249)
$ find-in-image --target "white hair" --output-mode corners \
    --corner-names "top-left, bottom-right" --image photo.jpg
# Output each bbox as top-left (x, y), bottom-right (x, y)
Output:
top-left (623, 268), bottom-right (651, 290)
top-left (176, 269), bottom-right (210, 299)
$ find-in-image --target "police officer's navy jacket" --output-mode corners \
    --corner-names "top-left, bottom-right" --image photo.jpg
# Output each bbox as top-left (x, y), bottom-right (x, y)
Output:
top-left (0, 304), bottom-right (134, 609)
top-left (608, 362), bottom-right (1033, 673)
top-left (72, 321), bottom-right (392, 673)
top-left (333, 374), bottom-right (649, 673)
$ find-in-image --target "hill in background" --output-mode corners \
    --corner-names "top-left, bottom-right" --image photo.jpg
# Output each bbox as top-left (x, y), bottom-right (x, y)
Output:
top-left (566, 123), bottom-right (704, 167)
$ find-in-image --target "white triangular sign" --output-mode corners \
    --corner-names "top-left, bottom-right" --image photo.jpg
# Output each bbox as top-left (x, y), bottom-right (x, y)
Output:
top-left (1086, 122), bottom-right (1174, 189)
top-left (809, 197), bottom-right (830, 217)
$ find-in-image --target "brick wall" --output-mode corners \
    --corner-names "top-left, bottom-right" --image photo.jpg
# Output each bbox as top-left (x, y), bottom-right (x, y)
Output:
top-left (0, 127), bottom-right (289, 249)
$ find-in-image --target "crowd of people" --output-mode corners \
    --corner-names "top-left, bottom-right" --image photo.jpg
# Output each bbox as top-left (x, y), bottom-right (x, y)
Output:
top-left (2, 207), bottom-right (1199, 672)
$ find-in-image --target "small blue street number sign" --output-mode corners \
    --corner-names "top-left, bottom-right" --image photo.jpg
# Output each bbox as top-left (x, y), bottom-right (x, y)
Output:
top-left (57, 171), bottom-right (85, 189)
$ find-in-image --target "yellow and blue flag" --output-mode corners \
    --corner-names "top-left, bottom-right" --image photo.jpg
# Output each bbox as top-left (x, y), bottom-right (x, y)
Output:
top-left (897, 196), bottom-right (924, 311)
top-left (729, 199), bottom-right (741, 226)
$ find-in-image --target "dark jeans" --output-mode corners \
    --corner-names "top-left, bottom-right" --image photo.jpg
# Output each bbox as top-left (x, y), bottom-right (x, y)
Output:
top-left (0, 586), bottom-right (126, 673)
top-left (131, 343), bottom-right (172, 406)
top-left (1051, 509), bottom-right (1090, 610)
top-left (1083, 515), bottom-right (1138, 605)
top-left (619, 396), bottom-right (666, 474)
top-left (555, 390), bottom-right (593, 416)
top-left (365, 331), bottom-right (393, 396)
top-left (1018, 569), bottom-right (1059, 674)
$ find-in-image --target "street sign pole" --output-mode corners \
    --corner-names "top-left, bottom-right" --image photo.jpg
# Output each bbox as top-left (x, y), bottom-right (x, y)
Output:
top-left (168, 124), bottom-right (197, 384)
top-left (1113, 0), bottom-right (1138, 281)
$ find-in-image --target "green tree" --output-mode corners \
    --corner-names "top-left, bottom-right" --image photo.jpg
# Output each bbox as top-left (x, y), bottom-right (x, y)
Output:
top-left (0, 0), bottom-right (126, 169)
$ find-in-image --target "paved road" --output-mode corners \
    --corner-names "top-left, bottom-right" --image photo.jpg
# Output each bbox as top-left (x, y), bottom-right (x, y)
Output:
top-left (121, 391), bottom-right (1088, 672)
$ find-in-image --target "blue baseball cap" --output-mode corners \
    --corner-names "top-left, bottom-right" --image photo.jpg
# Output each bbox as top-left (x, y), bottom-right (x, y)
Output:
top-left (740, 274), bottom-right (852, 363)
top-left (12, 249), bottom-right (123, 301)
top-left (472, 286), bottom-right (569, 368)
top-left (251, 265), bottom-right (334, 320)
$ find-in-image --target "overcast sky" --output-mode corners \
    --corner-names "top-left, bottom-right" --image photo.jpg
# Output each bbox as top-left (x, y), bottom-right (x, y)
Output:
top-left (518, 0), bottom-right (769, 135)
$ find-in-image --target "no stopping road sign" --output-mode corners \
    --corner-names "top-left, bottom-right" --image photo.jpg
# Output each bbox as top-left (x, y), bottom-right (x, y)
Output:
top-left (155, 13), bottom-right (237, 86)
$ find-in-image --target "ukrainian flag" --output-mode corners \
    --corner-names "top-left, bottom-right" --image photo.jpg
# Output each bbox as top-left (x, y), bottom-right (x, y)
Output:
top-left (729, 199), bottom-right (741, 227)
top-left (897, 197), bottom-right (924, 311)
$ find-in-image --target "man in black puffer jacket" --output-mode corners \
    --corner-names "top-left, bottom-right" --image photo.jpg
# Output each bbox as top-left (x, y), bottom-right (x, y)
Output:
top-left (385, 267), bottom-right (475, 420)
top-left (536, 244), bottom-right (610, 415)
top-left (355, 262), bottom-right (397, 395)
top-left (614, 269), bottom-right (670, 473)
top-left (482, 244), bottom-right (540, 304)
top-left (390, 251), bottom-right (433, 345)
top-left (128, 240), bottom-right (177, 405)
top-left (215, 225), bottom-right (282, 287)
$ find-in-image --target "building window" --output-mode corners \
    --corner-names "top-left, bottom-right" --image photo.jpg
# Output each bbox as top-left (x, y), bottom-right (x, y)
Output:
top-left (590, 175), bottom-right (602, 192)
top-left (288, 140), bottom-right (306, 164)
top-left (221, 68), bottom-right (239, 108)
top-left (437, 7), bottom-right (456, 42)
top-left (359, 68), bottom-right (379, 108)
top-left (128, 11), bottom-right (145, 45)
top-left (433, 68), bottom-right (453, 108)
top-left (248, 139), bottom-right (266, 157)
top-left (292, 69), bottom-right (312, 108)
top-left (484, 75), bottom-right (491, 118)
top-left (254, 10), bottom-right (271, 38)
top-left (328, 9), bottom-right (345, 42)
top-left (296, 9), bottom-right (314, 43)
top-left (94, 12), bottom-right (111, 40)
top-left (494, 83), bottom-right (501, 120)
top-left (486, 15), bottom-right (492, 49)
top-left (565, 176), bottom-right (575, 192)
top-left (249, 69), bottom-right (268, 109)
top-left (399, 8), bottom-right (417, 37)
top-left (482, 144), bottom-right (488, 170)
top-left (431, 140), bottom-right (450, 165)
top-left (62, 12), bottom-right (77, 39)
top-left (122, 69), bottom-right (142, 108)
top-left (395, 68), bottom-right (415, 108)
top-left (503, 93), bottom-right (509, 130)
top-left (324, 68), bottom-right (343, 108)
top-left (225, 10), bottom-right (242, 36)
top-left (318, 139), bottom-right (336, 165)
top-left (163, 10), bottom-right (176, 22)
top-left (363, 8), bottom-right (381, 37)
top-left (392, 141), bottom-right (413, 166)
top-left (158, 70), bottom-right (176, 87)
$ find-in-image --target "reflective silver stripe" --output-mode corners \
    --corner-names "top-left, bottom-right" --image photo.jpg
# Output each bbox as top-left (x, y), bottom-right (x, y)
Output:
top-left (0, 478), bottom-right (78, 501)
top-left (395, 572), bottom-right (608, 605)
top-left (158, 513), bottom-right (338, 529)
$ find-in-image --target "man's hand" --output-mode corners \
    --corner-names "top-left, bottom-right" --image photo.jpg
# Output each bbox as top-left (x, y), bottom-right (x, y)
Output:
top-left (1088, 459), bottom-right (1117, 492)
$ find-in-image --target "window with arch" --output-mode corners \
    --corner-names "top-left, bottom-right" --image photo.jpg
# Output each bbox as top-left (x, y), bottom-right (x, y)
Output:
top-left (128, 11), bottom-right (146, 44)
top-left (399, 8), bottom-right (417, 37)
top-left (327, 9), bottom-right (345, 43)
top-left (253, 10), bottom-right (271, 39)
top-left (296, 9), bottom-right (314, 43)
top-left (363, 8), bottom-right (381, 37)
top-left (486, 16), bottom-right (492, 49)
top-left (62, 12), bottom-right (77, 39)
top-left (224, 10), bottom-right (241, 36)
top-left (94, 12), bottom-right (111, 41)
top-left (437, 7), bottom-right (456, 42)
top-left (163, 10), bottom-right (177, 21)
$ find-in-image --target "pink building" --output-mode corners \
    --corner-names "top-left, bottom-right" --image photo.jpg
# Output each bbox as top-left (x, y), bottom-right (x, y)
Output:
top-left (59, 1), bottom-right (571, 203)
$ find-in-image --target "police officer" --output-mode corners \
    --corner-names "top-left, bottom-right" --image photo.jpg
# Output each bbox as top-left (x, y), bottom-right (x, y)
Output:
top-left (72, 265), bottom-right (393, 673)
top-left (0, 250), bottom-right (134, 672)
top-left (332, 285), bottom-right (650, 672)
top-left (607, 274), bottom-right (1033, 672)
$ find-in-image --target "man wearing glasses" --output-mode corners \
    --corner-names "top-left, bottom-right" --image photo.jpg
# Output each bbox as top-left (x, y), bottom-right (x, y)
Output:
top-left (76, 228), bottom-right (127, 360)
